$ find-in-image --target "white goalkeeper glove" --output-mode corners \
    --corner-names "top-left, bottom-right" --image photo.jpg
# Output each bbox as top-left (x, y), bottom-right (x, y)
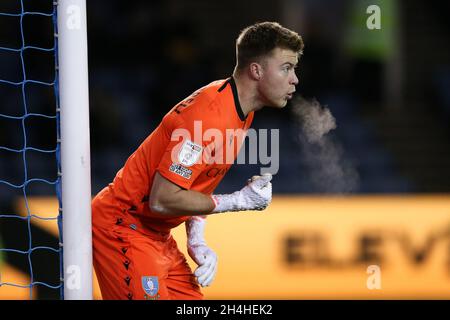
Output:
top-left (211, 173), bottom-right (272, 213)
top-left (186, 216), bottom-right (218, 287)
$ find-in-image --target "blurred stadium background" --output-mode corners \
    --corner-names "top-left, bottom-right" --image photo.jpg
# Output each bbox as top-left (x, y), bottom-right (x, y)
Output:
top-left (1, 0), bottom-right (450, 299)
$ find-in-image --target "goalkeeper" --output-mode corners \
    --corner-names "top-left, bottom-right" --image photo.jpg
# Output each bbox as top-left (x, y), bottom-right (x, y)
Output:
top-left (92, 21), bottom-right (303, 300)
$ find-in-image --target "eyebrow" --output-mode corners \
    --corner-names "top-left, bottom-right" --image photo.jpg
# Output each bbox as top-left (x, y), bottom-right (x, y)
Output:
top-left (282, 62), bottom-right (298, 68)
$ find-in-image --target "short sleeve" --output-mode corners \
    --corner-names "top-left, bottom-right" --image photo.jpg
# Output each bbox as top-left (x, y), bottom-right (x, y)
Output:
top-left (156, 118), bottom-right (209, 190)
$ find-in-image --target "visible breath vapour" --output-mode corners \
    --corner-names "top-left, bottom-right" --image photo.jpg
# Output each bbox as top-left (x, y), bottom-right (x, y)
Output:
top-left (291, 96), bottom-right (359, 193)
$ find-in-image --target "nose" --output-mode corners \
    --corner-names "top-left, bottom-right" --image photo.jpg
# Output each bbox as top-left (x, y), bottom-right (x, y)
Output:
top-left (291, 71), bottom-right (299, 86)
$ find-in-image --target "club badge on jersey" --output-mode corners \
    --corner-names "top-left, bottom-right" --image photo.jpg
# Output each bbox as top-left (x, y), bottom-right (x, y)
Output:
top-left (178, 140), bottom-right (203, 167)
top-left (142, 276), bottom-right (159, 299)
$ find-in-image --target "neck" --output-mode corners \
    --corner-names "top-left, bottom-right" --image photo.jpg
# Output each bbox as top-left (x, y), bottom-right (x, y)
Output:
top-left (232, 69), bottom-right (265, 117)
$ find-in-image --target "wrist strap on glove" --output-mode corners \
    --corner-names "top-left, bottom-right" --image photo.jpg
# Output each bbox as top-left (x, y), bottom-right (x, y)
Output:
top-left (186, 216), bottom-right (207, 247)
top-left (210, 192), bottom-right (241, 213)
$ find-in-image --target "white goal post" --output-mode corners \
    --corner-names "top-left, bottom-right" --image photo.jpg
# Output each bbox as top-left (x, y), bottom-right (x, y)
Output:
top-left (57, 0), bottom-right (92, 300)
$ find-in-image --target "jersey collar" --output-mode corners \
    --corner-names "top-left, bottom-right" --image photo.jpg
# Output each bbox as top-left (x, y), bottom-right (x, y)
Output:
top-left (218, 76), bottom-right (247, 122)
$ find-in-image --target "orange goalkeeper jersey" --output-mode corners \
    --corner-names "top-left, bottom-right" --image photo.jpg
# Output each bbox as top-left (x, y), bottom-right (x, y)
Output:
top-left (92, 77), bottom-right (254, 235)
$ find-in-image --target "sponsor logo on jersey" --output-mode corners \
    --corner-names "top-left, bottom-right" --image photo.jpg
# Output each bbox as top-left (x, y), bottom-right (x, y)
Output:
top-left (206, 167), bottom-right (229, 178)
top-left (169, 163), bottom-right (193, 179)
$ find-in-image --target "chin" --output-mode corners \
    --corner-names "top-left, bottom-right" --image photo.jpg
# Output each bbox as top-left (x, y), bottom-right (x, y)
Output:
top-left (278, 100), bottom-right (288, 108)
top-left (266, 99), bottom-right (288, 109)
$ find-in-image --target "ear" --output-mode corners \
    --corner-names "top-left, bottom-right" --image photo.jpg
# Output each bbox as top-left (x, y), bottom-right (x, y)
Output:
top-left (249, 62), bottom-right (263, 80)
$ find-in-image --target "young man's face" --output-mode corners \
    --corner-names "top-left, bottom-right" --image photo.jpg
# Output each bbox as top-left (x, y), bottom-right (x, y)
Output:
top-left (258, 47), bottom-right (299, 108)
